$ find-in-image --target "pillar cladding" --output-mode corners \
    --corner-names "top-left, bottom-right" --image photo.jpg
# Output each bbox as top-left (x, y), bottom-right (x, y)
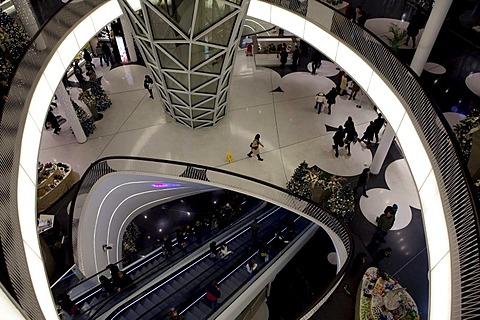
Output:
top-left (117, 0), bottom-right (250, 128)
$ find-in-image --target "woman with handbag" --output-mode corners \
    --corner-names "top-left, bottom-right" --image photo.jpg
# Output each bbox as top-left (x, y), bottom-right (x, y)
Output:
top-left (247, 133), bottom-right (264, 161)
top-left (144, 75), bottom-right (154, 99)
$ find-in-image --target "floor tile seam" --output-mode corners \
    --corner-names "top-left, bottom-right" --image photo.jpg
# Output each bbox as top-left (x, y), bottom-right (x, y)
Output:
top-left (39, 139), bottom-right (83, 151)
top-left (271, 70), bottom-right (290, 183)
top-left (94, 93), bottom-right (148, 159)
top-left (106, 88), bottom-right (145, 96)
top-left (391, 247), bottom-right (427, 277)
top-left (112, 93), bottom-right (150, 137)
top-left (115, 118), bottom-right (172, 135)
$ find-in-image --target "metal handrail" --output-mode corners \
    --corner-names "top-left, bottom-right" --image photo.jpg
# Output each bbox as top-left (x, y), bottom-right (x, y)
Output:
top-left (259, 0), bottom-right (480, 318)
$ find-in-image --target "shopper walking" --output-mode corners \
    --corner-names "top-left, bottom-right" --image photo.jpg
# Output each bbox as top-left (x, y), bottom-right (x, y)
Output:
top-left (371, 247), bottom-right (392, 267)
top-left (325, 87), bottom-right (337, 115)
top-left (279, 47), bottom-right (288, 69)
top-left (250, 218), bottom-right (260, 241)
top-left (246, 259), bottom-right (258, 278)
top-left (144, 75), bottom-right (154, 99)
top-left (247, 134), bottom-right (264, 161)
top-left (332, 125), bottom-right (345, 158)
top-left (46, 107), bottom-right (61, 135)
top-left (339, 73), bottom-right (348, 96)
top-left (73, 61), bottom-right (85, 84)
top-left (404, 11), bottom-right (424, 48)
top-left (291, 45), bottom-right (300, 71)
top-left (355, 168), bottom-right (370, 198)
top-left (351, 6), bottom-right (367, 27)
top-left (205, 281), bottom-right (221, 309)
top-left (83, 48), bottom-right (93, 63)
top-left (373, 113), bottom-right (385, 143)
top-left (359, 121), bottom-right (375, 147)
top-left (101, 42), bottom-right (112, 66)
top-left (0, 73), bottom-right (8, 109)
top-left (95, 43), bottom-right (104, 67)
top-left (344, 117), bottom-right (357, 156)
top-left (311, 51), bottom-right (322, 75)
top-left (348, 81), bottom-right (360, 100)
top-left (314, 92), bottom-right (326, 114)
top-left (372, 208), bottom-right (396, 243)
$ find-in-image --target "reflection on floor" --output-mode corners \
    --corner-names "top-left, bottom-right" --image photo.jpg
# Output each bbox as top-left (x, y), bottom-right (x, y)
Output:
top-left (39, 50), bottom-right (428, 318)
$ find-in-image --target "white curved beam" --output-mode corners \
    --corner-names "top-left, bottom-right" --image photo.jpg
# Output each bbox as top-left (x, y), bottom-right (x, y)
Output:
top-left (16, 0), bottom-right (448, 318)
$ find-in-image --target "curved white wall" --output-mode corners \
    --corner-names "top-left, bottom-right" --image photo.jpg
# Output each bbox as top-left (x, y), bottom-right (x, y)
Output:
top-left (16, 0), bottom-right (449, 318)
top-left (77, 173), bottom-right (218, 276)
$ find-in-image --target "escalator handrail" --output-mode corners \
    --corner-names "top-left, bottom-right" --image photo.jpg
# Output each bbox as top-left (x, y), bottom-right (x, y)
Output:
top-left (68, 201), bottom-right (265, 301)
top-left (91, 206), bottom-right (284, 320)
top-left (154, 216), bottom-right (312, 320)
top-left (107, 208), bottom-right (292, 320)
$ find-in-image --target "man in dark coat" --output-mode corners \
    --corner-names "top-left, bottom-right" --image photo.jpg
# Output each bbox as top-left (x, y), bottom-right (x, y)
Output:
top-left (405, 12), bottom-right (424, 48)
top-left (355, 168), bottom-right (370, 197)
top-left (332, 125), bottom-right (345, 158)
top-left (291, 45), bottom-right (300, 71)
top-left (373, 113), bottom-right (385, 143)
top-left (325, 87), bottom-right (337, 115)
top-left (280, 48), bottom-right (288, 69)
top-left (360, 121), bottom-right (375, 146)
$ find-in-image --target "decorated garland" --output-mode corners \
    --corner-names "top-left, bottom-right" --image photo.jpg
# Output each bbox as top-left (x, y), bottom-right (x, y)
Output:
top-left (453, 108), bottom-right (480, 162)
top-left (71, 98), bottom-right (95, 136)
top-left (0, 10), bottom-right (30, 78)
top-left (89, 79), bottom-right (112, 111)
top-left (122, 223), bottom-right (141, 263)
top-left (287, 161), bottom-right (355, 223)
top-left (286, 161), bottom-right (312, 199)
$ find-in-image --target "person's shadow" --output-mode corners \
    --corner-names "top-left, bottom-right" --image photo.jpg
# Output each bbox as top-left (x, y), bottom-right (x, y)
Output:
top-left (366, 238), bottom-right (381, 256)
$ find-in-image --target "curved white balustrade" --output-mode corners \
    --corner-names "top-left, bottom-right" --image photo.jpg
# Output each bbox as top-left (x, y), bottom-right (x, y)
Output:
top-left (14, 0), bottom-right (451, 318)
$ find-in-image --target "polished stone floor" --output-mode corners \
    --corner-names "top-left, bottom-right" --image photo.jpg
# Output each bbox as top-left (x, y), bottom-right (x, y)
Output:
top-left (40, 50), bottom-right (429, 318)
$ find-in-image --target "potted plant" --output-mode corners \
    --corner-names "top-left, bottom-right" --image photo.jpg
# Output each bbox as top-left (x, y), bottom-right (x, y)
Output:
top-left (384, 23), bottom-right (407, 53)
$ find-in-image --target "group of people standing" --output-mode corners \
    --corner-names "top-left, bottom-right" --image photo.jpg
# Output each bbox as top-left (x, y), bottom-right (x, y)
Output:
top-left (314, 72), bottom-right (361, 116)
top-left (332, 116), bottom-right (358, 157)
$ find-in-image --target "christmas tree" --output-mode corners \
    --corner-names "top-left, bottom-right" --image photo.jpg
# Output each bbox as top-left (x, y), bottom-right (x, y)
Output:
top-left (327, 185), bottom-right (355, 224)
top-left (71, 98), bottom-right (95, 136)
top-left (453, 109), bottom-right (480, 162)
top-left (286, 161), bottom-right (312, 199)
top-left (90, 79), bottom-right (112, 112)
top-left (0, 10), bottom-right (30, 78)
top-left (122, 223), bottom-right (141, 264)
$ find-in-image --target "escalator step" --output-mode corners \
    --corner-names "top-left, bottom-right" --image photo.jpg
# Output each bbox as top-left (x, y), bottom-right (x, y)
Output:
top-left (192, 306), bottom-right (207, 319)
top-left (164, 284), bottom-right (176, 295)
top-left (143, 298), bottom-right (154, 310)
top-left (133, 304), bottom-right (147, 316)
top-left (150, 292), bottom-right (163, 304)
top-left (170, 279), bottom-right (181, 289)
top-left (123, 309), bottom-right (139, 320)
top-left (197, 299), bottom-right (212, 315)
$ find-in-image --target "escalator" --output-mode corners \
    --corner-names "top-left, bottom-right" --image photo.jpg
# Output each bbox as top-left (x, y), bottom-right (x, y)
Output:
top-left (72, 201), bottom-right (270, 318)
top-left (107, 209), bottom-right (312, 320)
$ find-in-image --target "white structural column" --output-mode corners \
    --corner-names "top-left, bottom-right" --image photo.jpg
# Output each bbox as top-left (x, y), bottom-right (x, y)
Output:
top-left (120, 15), bottom-right (137, 62)
top-left (55, 84), bottom-right (87, 143)
top-left (370, 123), bottom-right (395, 175)
top-left (11, 0), bottom-right (46, 50)
top-left (410, 0), bottom-right (453, 76)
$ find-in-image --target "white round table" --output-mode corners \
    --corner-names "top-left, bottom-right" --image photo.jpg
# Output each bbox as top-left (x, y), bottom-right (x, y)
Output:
top-left (466, 73), bottom-right (480, 97)
top-left (424, 62), bottom-right (446, 75)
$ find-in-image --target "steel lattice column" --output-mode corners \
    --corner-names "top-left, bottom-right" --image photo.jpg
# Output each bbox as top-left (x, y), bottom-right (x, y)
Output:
top-left (117, 0), bottom-right (250, 128)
